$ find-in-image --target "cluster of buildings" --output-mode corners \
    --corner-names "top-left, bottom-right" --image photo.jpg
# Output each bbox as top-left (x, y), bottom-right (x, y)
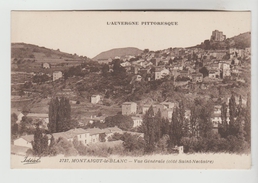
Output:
top-left (121, 94), bottom-right (247, 134)
top-left (13, 126), bottom-right (143, 149)
top-left (96, 31), bottom-right (250, 91)
top-left (121, 101), bottom-right (180, 127)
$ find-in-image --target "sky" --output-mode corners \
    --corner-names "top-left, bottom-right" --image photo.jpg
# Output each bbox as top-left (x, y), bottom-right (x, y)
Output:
top-left (11, 11), bottom-right (251, 58)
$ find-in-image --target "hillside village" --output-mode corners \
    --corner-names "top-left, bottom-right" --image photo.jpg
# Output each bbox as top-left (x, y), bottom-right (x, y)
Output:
top-left (11, 30), bottom-right (251, 156)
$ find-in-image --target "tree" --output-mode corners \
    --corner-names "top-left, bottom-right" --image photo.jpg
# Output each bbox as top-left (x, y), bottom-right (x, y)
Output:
top-left (169, 107), bottom-right (183, 147)
top-left (244, 93), bottom-right (251, 143)
top-left (11, 113), bottom-right (18, 125)
top-left (20, 116), bottom-right (33, 135)
top-left (112, 59), bottom-right (126, 77)
top-left (142, 106), bottom-right (156, 153)
top-left (228, 94), bottom-right (237, 136)
top-left (11, 113), bottom-right (18, 136)
top-left (199, 67), bottom-right (209, 78)
top-left (122, 133), bottom-right (145, 152)
top-left (41, 134), bottom-right (49, 155)
top-left (19, 89), bottom-right (25, 97)
top-left (203, 40), bottom-right (211, 50)
top-left (105, 114), bottom-right (133, 131)
top-left (102, 64), bottom-right (109, 77)
top-left (48, 97), bottom-right (59, 133)
top-left (219, 102), bottom-right (228, 138)
top-left (32, 124), bottom-right (43, 155)
top-left (143, 49), bottom-right (149, 53)
top-left (154, 109), bottom-right (162, 143)
top-left (160, 118), bottom-right (170, 137)
top-left (189, 105), bottom-right (199, 137)
top-left (48, 97), bottom-right (72, 133)
top-left (198, 105), bottom-right (213, 138)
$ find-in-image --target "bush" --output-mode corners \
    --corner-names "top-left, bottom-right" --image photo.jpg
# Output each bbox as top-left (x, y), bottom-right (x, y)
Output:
top-left (180, 137), bottom-right (199, 153)
top-left (55, 137), bottom-right (78, 157)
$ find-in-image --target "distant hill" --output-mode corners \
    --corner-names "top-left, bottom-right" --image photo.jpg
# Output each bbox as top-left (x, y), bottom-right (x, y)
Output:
top-left (11, 42), bottom-right (89, 63)
top-left (92, 47), bottom-right (142, 61)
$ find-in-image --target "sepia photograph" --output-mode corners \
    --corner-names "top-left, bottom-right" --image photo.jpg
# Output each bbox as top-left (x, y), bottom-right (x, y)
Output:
top-left (10, 11), bottom-right (251, 169)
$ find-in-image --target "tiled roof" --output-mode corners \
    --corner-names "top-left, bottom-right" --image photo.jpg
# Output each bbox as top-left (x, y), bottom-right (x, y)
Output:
top-left (86, 128), bottom-right (104, 135)
top-left (21, 135), bottom-right (34, 142)
top-left (27, 113), bottom-right (48, 118)
top-left (102, 127), bottom-right (123, 134)
top-left (123, 102), bottom-right (136, 105)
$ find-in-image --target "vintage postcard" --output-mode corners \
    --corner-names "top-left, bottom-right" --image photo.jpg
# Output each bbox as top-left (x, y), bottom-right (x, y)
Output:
top-left (10, 11), bottom-right (251, 169)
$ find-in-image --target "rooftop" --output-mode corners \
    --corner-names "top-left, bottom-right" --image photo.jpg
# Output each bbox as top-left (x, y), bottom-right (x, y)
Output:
top-left (123, 102), bottom-right (137, 105)
top-left (26, 113), bottom-right (48, 118)
top-left (21, 135), bottom-right (34, 142)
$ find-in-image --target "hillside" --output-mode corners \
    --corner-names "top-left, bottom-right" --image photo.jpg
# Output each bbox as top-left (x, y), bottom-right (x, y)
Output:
top-left (11, 42), bottom-right (89, 64)
top-left (227, 32), bottom-right (251, 49)
top-left (11, 43), bottom-right (92, 72)
top-left (92, 47), bottom-right (142, 61)
top-left (190, 32), bottom-right (251, 50)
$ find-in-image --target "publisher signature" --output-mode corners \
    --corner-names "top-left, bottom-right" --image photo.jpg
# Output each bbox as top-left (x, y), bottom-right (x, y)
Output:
top-left (21, 156), bottom-right (41, 165)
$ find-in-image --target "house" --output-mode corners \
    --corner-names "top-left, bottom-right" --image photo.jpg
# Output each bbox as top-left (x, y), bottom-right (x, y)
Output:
top-left (191, 73), bottom-right (203, 83)
top-left (42, 63), bottom-right (50, 69)
top-left (131, 116), bottom-right (143, 128)
top-left (91, 95), bottom-right (101, 104)
top-left (26, 113), bottom-right (48, 120)
top-left (97, 58), bottom-right (112, 64)
top-left (172, 64), bottom-right (183, 71)
top-left (26, 113), bottom-right (49, 129)
top-left (13, 135), bottom-right (34, 148)
top-left (209, 63), bottom-right (220, 71)
top-left (85, 128), bottom-right (104, 143)
top-left (219, 62), bottom-right (231, 78)
top-left (153, 102), bottom-right (178, 121)
top-left (161, 109), bottom-right (173, 121)
top-left (184, 109), bottom-right (191, 120)
top-left (236, 77), bottom-right (245, 83)
top-left (154, 67), bottom-right (170, 80)
top-left (103, 126), bottom-right (123, 141)
top-left (131, 65), bottom-right (141, 74)
top-left (233, 58), bottom-right (240, 65)
top-left (135, 75), bottom-right (142, 82)
top-left (120, 61), bottom-right (131, 67)
top-left (214, 105), bottom-right (222, 114)
top-left (211, 113), bottom-right (222, 129)
top-left (53, 71), bottom-right (62, 81)
top-left (208, 69), bottom-right (219, 79)
top-left (160, 101), bottom-right (178, 109)
top-left (51, 128), bottom-right (90, 145)
top-left (231, 67), bottom-right (240, 75)
top-left (11, 109), bottom-right (24, 124)
top-left (227, 96), bottom-right (247, 107)
top-left (142, 104), bottom-right (153, 114)
top-left (122, 102), bottom-right (137, 115)
top-left (152, 58), bottom-right (161, 66)
top-left (178, 70), bottom-right (189, 78)
top-left (245, 47), bottom-right (251, 55)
